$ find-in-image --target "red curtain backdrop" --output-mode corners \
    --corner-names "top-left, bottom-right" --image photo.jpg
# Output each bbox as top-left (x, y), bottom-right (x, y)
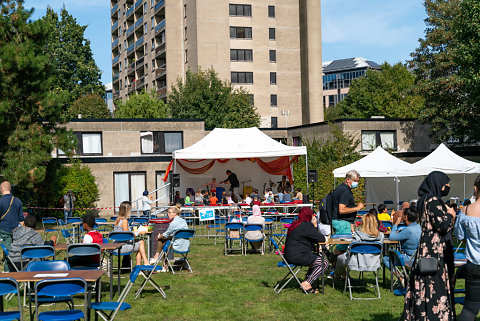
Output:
top-left (167, 156), bottom-right (299, 183)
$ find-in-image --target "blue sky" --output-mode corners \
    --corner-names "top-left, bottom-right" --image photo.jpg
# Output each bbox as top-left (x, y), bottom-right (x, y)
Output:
top-left (24, 0), bottom-right (427, 85)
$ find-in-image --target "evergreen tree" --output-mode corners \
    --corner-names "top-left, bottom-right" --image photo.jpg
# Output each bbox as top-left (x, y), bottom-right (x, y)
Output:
top-left (0, 1), bottom-right (75, 189)
top-left (70, 93), bottom-right (111, 119)
top-left (168, 68), bottom-right (260, 128)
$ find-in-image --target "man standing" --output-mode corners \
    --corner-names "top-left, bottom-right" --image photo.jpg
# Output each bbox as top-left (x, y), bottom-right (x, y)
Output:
top-left (331, 170), bottom-right (364, 253)
top-left (0, 181), bottom-right (24, 271)
top-left (63, 189), bottom-right (75, 222)
top-left (221, 170), bottom-right (241, 203)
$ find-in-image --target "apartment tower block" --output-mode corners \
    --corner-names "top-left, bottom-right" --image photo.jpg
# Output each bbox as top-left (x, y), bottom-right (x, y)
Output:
top-left (111, 0), bottom-right (323, 126)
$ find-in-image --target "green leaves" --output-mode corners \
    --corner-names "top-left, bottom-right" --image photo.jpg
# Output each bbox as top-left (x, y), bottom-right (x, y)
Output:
top-left (168, 68), bottom-right (260, 128)
top-left (115, 90), bottom-right (170, 118)
top-left (70, 93), bottom-right (111, 119)
top-left (327, 63), bottom-right (424, 120)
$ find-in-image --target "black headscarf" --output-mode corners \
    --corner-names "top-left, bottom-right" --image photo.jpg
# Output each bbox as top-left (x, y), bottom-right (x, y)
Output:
top-left (417, 171), bottom-right (450, 217)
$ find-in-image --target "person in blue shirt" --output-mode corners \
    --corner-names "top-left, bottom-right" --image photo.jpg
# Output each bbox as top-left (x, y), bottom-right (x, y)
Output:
top-left (455, 175), bottom-right (480, 321)
top-left (382, 207), bottom-right (421, 270)
top-left (0, 181), bottom-right (24, 271)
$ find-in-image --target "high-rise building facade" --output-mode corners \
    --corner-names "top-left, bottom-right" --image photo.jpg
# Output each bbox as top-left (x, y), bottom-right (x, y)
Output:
top-left (111, 0), bottom-right (323, 126)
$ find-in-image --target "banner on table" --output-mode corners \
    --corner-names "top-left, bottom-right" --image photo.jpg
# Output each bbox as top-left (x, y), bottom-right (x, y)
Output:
top-left (199, 208), bottom-right (215, 221)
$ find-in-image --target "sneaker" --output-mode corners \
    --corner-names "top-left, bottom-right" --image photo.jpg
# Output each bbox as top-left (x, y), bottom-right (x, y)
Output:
top-left (149, 258), bottom-right (158, 264)
top-left (159, 267), bottom-right (167, 272)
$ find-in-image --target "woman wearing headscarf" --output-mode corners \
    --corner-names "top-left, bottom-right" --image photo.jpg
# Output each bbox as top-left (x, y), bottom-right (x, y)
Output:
top-left (401, 171), bottom-right (457, 321)
top-left (284, 207), bottom-right (329, 293)
top-left (245, 205), bottom-right (265, 250)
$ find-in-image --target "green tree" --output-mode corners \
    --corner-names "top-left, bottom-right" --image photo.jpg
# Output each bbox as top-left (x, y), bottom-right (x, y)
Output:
top-left (42, 7), bottom-right (103, 107)
top-left (0, 1), bottom-right (76, 189)
top-left (327, 63), bottom-right (424, 120)
top-left (168, 68), bottom-right (260, 128)
top-left (408, 0), bottom-right (469, 143)
top-left (55, 159), bottom-right (99, 216)
top-left (115, 90), bottom-right (170, 118)
top-left (69, 93), bottom-right (111, 119)
top-left (292, 124), bottom-right (363, 208)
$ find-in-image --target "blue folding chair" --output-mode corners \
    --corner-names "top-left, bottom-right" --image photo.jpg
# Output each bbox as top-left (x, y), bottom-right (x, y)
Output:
top-left (91, 267), bottom-right (143, 321)
top-left (244, 224), bottom-right (265, 255)
top-left (272, 217), bottom-right (294, 246)
top-left (0, 277), bottom-right (23, 321)
top-left (66, 243), bottom-right (102, 270)
top-left (108, 231), bottom-right (135, 273)
top-left (387, 249), bottom-right (408, 295)
top-left (41, 217), bottom-right (58, 241)
top-left (344, 241), bottom-right (383, 300)
top-left (130, 218), bottom-right (148, 226)
top-left (66, 217), bottom-right (83, 241)
top-left (1, 243), bottom-right (19, 272)
top-left (20, 245), bottom-right (55, 271)
top-left (165, 229), bottom-right (195, 274)
top-left (34, 278), bottom-right (87, 321)
top-left (268, 237), bottom-right (308, 294)
top-left (453, 263), bottom-right (467, 305)
top-left (95, 218), bottom-right (108, 232)
top-left (225, 222), bottom-right (244, 255)
top-left (380, 221), bottom-right (393, 230)
top-left (109, 216), bottom-right (118, 222)
top-left (133, 241), bottom-right (170, 300)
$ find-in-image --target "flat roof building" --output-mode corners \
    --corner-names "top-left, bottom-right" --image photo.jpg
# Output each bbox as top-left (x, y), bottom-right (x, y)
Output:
top-left (111, 0), bottom-right (324, 127)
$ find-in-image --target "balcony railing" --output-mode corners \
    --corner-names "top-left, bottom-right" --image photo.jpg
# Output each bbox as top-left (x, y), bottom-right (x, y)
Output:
top-left (113, 91), bottom-right (120, 100)
top-left (126, 5), bottom-right (134, 17)
top-left (111, 38), bottom-right (119, 48)
top-left (135, 36), bottom-right (144, 48)
top-left (157, 86), bottom-right (167, 96)
top-left (155, 67), bottom-right (166, 79)
top-left (127, 25), bottom-right (134, 36)
top-left (113, 73), bottom-right (120, 82)
top-left (155, 19), bottom-right (165, 34)
top-left (111, 20), bottom-right (118, 32)
top-left (127, 43), bottom-right (135, 53)
top-left (155, 42), bottom-right (165, 55)
top-left (128, 61), bottom-right (136, 73)
top-left (135, 0), bottom-right (143, 9)
top-left (112, 55), bottom-right (120, 65)
top-left (136, 56), bottom-right (144, 67)
top-left (135, 16), bottom-right (143, 29)
top-left (111, 3), bottom-right (118, 15)
top-left (155, 0), bottom-right (164, 12)
top-left (128, 82), bottom-right (136, 93)
top-left (137, 76), bottom-right (145, 86)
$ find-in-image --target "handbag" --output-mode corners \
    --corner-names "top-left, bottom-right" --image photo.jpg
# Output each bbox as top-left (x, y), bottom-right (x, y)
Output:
top-left (417, 257), bottom-right (439, 275)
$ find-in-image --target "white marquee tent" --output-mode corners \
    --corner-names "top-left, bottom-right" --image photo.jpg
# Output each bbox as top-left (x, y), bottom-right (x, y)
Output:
top-left (172, 128), bottom-right (307, 196)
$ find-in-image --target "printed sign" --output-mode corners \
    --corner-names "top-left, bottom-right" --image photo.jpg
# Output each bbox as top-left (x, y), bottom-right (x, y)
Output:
top-left (199, 208), bottom-right (215, 221)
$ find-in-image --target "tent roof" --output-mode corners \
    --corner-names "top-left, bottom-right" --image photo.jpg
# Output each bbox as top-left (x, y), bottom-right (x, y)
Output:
top-left (411, 143), bottom-right (480, 174)
top-left (333, 146), bottom-right (418, 178)
top-left (173, 127), bottom-right (307, 159)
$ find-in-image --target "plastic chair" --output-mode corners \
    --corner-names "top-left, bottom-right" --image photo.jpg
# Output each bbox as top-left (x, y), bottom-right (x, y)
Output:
top-left (165, 229), bottom-right (195, 274)
top-left (91, 267), bottom-right (144, 321)
top-left (344, 241), bottom-right (383, 300)
top-left (224, 222), bottom-right (244, 255)
top-left (130, 218), bottom-right (148, 226)
top-left (41, 217), bottom-right (58, 241)
top-left (20, 245), bottom-right (55, 271)
top-left (272, 217), bottom-right (294, 246)
top-left (133, 241), bottom-right (169, 300)
top-left (268, 237), bottom-right (308, 294)
top-left (453, 263), bottom-right (466, 305)
top-left (0, 277), bottom-right (23, 321)
top-left (244, 224), bottom-right (265, 255)
top-left (34, 278), bottom-right (87, 321)
top-left (108, 231), bottom-right (136, 274)
top-left (1, 243), bottom-right (20, 272)
top-left (109, 216), bottom-right (118, 222)
top-left (66, 243), bottom-right (101, 270)
top-left (380, 221), bottom-right (393, 230)
top-left (387, 249), bottom-right (408, 295)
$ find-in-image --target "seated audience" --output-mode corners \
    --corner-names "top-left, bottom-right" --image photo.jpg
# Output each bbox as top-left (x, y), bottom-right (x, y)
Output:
top-left (335, 213), bottom-right (384, 277)
top-left (293, 188), bottom-right (303, 201)
top-left (243, 194), bottom-right (252, 205)
top-left (369, 208), bottom-right (388, 233)
top-left (202, 190), bottom-right (209, 205)
top-left (263, 191), bottom-right (274, 204)
top-left (455, 175), bottom-right (480, 321)
top-left (245, 205), bottom-right (265, 251)
top-left (227, 193), bottom-right (235, 204)
top-left (382, 208), bottom-right (421, 270)
top-left (277, 188), bottom-right (284, 203)
top-left (185, 192), bottom-right (192, 206)
top-left (220, 191), bottom-right (228, 205)
top-left (151, 205), bottom-right (189, 266)
top-left (69, 214), bottom-right (103, 268)
top-left (195, 189), bottom-right (203, 205)
top-left (114, 201), bottom-right (149, 266)
top-left (8, 215), bottom-right (57, 271)
top-left (283, 188), bottom-right (292, 202)
top-left (284, 208), bottom-right (329, 293)
top-left (209, 192), bottom-right (218, 205)
top-left (250, 189), bottom-right (260, 200)
top-left (377, 204), bottom-right (391, 221)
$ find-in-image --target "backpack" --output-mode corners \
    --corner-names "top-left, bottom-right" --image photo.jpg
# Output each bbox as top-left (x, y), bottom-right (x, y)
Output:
top-left (319, 191), bottom-right (337, 225)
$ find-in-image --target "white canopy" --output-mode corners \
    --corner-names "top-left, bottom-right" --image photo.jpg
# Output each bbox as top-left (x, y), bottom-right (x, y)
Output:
top-left (411, 143), bottom-right (480, 174)
top-left (173, 127), bottom-right (306, 160)
top-left (333, 146), bottom-right (416, 178)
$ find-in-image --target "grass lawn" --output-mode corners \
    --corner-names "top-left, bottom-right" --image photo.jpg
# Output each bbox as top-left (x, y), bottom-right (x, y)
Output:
top-left (2, 235), bottom-right (467, 320)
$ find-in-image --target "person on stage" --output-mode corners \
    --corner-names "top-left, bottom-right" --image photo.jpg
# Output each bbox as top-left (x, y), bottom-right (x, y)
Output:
top-left (220, 170), bottom-right (241, 202)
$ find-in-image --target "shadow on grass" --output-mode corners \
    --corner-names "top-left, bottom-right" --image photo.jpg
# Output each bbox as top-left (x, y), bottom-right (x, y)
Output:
top-left (362, 312), bottom-right (400, 321)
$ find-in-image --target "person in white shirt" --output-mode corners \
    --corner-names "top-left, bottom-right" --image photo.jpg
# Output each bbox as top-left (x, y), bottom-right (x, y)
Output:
top-left (142, 190), bottom-right (153, 218)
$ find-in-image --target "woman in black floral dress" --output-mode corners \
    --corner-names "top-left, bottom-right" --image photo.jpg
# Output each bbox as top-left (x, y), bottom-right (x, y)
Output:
top-left (401, 171), bottom-right (457, 321)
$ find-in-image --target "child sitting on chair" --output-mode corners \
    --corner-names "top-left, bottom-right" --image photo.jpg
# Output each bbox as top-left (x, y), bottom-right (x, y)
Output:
top-left (209, 192), bottom-right (218, 205)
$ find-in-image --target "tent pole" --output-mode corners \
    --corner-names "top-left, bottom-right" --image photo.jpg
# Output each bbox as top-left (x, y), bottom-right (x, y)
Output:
top-left (395, 176), bottom-right (400, 211)
top-left (172, 156), bottom-right (177, 205)
top-left (464, 174), bottom-right (466, 201)
top-left (305, 154), bottom-right (309, 198)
